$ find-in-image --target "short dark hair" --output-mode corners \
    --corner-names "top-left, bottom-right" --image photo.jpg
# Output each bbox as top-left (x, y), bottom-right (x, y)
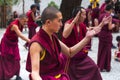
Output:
top-left (105, 4), bottom-right (114, 11)
top-left (30, 4), bottom-right (37, 10)
top-left (72, 6), bottom-right (85, 18)
top-left (116, 36), bottom-right (120, 42)
top-left (105, 0), bottom-right (111, 4)
top-left (41, 6), bottom-right (60, 24)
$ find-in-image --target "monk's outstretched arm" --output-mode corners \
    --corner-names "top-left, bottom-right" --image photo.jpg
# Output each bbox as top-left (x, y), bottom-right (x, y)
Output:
top-left (60, 28), bottom-right (96, 57)
top-left (11, 25), bottom-right (30, 43)
top-left (30, 42), bottom-right (42, 80)
top-left (60, 16), bottom-right (111, 57)
top-left (60, 35), bottom-right (91, 57)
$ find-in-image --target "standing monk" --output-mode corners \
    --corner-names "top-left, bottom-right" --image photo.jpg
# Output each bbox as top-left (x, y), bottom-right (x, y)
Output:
top-left (97, 4), bottom-right (115, 72)
top-left (0, 14), bottom-right (30, 80)
top-left (62, 7), bottom-right (102, 80)
top-left (27, 4), bottom-right (40, 40)
top-left (24, 4), bottom-right (40, 48)
top-left (26, 6), bottom-right (111, 80)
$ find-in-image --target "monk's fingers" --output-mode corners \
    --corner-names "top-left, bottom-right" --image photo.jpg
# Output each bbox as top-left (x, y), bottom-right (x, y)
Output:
top-left (112, 24), bottom-right (115, 28)
top-left (93, 27), bottom-right (101, 34)
top-left (86, 30), bottom-right (96, 38)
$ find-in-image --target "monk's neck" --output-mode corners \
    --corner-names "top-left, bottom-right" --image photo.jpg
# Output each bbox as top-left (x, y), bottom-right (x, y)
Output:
top-left (42, 25), bottom-right (53, 38)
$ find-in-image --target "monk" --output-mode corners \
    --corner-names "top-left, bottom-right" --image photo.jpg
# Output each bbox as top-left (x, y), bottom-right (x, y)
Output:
top-left (24, 4), bottom-right (40, 49)
top-left (26, 6), bottom-right (111, 80)
top-left (27, 4), bottom-right (40, 39)
top-left (62, 6), bottom-right (102, 80)
top-left (100, 0), bottom-right (112, 14)
top-left (0, 14), bottom-right (30, 80)
top-left (97, 4), bottom-right (115, 72)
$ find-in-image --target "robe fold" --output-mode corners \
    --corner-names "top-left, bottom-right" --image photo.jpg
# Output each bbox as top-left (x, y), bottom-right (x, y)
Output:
top-left (62, 19), bottom-right (102, 80)
top-left (26, 29), bottom-right (70, 80)
top-left (0, 19), bottom-right (22, 79)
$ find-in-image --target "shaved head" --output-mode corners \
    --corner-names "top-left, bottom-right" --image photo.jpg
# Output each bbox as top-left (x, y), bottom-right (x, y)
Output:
top-left (41, 7), bottom-right (60, 24)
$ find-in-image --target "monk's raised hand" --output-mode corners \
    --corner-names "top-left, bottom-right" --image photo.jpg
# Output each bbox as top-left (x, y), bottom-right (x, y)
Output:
top-left (102, 16), bottom-right (112, 25)
top-left (93, 26), bottom-right (101, 34)
top-left (86, 29), bottom-right (96, 38)
top-left (72, 11), bottom-right (80, 24)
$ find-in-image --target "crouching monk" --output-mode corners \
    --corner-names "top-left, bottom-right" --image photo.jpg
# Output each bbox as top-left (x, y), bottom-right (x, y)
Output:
top-left (0, 14), bottom-right (30, 80)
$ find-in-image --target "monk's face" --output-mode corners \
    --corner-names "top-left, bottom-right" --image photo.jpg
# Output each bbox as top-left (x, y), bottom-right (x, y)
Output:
top-left (48, 12), bottom-right (63, 33)
top-left (20, 18), bottom-right (28, 26)
top-left (79, 9), bottom-right (86, 22)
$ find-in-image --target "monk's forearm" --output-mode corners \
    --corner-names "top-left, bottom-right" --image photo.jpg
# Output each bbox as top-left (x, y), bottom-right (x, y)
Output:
top-left (20, 35), bottom-right (30, 42)
top-left (98, 21), bottom-right (104, 28)
top-left (70, 37), bottom-right (90, 57)
top-left (63, 22), bottom-right (75, 38)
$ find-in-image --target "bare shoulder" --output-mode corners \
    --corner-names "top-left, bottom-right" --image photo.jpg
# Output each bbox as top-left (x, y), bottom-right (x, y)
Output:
top-left (30, 42), bottom-right (43, 53)
top-left (11, 24), bottom-right (19, 31)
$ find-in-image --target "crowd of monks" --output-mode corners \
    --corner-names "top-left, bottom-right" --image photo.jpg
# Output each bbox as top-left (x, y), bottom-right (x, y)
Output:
top-left (0, 0), bottom-right (120, 80)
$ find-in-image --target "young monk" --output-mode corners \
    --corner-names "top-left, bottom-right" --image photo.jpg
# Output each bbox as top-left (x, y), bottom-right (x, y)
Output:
top-left (97, 4), bottom-right (115, 72)
top-left (24, 4), bottom-right (40, 49)
top-left (27, 4), bottom-right (40, 39)
top-left (26, 6), bottom-right (111, 80)
top-left (62, 6), bottom-right (102, 80)
top-left (0, 14), bottom-right (30, 80)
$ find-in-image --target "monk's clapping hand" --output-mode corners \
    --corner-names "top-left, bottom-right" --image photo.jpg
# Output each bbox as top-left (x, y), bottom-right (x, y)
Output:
top-left (102, 16), bottom-right (112, 25)
top-left (86, 29), bottom-right (96, 38)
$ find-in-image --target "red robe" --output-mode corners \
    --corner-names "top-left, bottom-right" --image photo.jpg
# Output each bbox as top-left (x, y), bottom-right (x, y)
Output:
top-left (27, 10), bottom-right (38, 39)
top-left (97, 12), bottom-right (112, 72)
top-left (26, 29), bottom-right (70, 80)
top-left (100, 3), bottom-right (106, 14)
top-left (62, 19), bottom-right (102, 80)
top-left (0, 19), bottom-right (23, 80)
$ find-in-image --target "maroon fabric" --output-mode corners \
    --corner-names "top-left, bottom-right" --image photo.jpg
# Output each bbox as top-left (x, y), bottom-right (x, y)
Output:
top-left (92, 7), bottom-right (100, 26)
top-left (0, 56), bottom-right (20, 80)
top-left (62, 19), bottom-right (102, 80)
top-left (69, 56), bottom-right (102, 80)
top-left (97, 12), bottom-right (112, 71)
top-left (0, 19), bottom-right (22, 79)
top-left (84, 8), bottom-right (92, 27)
top-left (26, 29), bottom-right (70, 80)
top-left (100, 3), bottom-right (106, 14)
top-left (5, 19), bottom-right (23, 42)
top-left (62, 19), bottom-right (88, 59)
top-left (29, 73), bottom-right (69, 80)
top-left (26, 10), bottom-right (38, 39)
top-left (26, 10), bottom-right (38, 28)
top-left (0, 35), bottom-right (20, 60)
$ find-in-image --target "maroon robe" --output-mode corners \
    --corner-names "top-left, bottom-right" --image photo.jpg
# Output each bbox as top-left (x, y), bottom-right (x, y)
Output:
top-left (100, 3), bottom-right (106, 14)
top-left (27, 10), bottom-right (38, 39)
top-left (92, 7), bottom-right (100, 26)
top-left (0, 19), bottom-right (23, 80)
top-left (26, 29), bottom-right (70, 80)
top-left (62, 19), bottom-right (102, 80)
top-left (97, 12), bottom-right (112, 72)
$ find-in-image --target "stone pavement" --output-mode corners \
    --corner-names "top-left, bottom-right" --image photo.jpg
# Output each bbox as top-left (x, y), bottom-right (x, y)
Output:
top-left (0, 27), bottom-right (120, 80)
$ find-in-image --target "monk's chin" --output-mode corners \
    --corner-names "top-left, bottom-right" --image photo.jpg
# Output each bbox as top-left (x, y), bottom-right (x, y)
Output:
top-left (55, 30), bottom-right (59, 33)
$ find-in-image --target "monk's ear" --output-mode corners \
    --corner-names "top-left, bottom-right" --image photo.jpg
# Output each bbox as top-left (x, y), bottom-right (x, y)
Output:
top-left (46, 19), bottom-right (51, 25)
